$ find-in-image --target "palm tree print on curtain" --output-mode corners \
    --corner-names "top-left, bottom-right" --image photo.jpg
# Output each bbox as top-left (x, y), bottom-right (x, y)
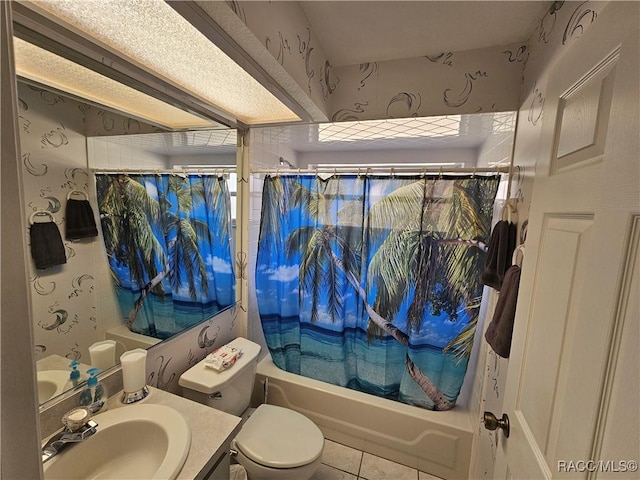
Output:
top-left (96, 174), bottom-right (235, 339)
top-left (256, 174), bottom-right (499, 410)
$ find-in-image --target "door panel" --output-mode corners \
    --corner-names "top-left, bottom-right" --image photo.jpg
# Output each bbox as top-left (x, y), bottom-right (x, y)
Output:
top-left (596, 217), bottom-right (639, 480)
top-left (518, 216), bottom-right (592, 458)
top-left (552, 49), bottom-right (617, 172)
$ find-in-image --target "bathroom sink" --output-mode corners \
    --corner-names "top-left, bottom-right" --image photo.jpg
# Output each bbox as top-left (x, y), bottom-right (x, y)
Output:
top-left (43, 404), bottom-right (191, 480)
top-left (37, 370), bottom-right (70, 404)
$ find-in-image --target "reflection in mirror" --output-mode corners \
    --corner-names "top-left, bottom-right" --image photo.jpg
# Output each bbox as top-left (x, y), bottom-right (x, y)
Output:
top-left (93, 171), bottom-right (235, 338)
top-left (17, 81), bottom-right (237, 406)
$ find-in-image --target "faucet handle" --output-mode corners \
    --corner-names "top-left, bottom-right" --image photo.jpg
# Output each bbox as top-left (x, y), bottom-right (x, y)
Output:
top-left (75, 420), bottom-right (98, 441)
top-left (62, 407), bottom-right (92, 432)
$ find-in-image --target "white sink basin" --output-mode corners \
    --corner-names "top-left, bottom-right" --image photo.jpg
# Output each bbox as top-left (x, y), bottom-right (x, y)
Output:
top-left (37, 370), bottom-right (70, 404)
top-left (43, 404), bottom-right (191, 480)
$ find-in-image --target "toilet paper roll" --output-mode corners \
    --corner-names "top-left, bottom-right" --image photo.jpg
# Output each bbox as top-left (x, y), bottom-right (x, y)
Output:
top-left (120, 348), bottom-right (147, 393)
top-left (88, 340), bottom-right (117, 371)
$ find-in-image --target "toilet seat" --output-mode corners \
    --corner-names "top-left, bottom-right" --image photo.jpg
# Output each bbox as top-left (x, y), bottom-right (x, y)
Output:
top-left (234, 404), bottom-right (324, 469)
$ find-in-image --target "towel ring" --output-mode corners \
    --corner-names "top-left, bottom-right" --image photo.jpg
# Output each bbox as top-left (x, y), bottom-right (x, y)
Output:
top-left (67, 190), bottom-right (88, 200)
top-left (29, 210), bottom-right (55, 225)
top-left (501, 198), bottom-right (518, 223)
top-left (512, 244), bottom-right (525, 267)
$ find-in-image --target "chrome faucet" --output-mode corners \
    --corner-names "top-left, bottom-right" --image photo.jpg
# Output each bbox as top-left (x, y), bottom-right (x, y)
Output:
top-left (42, 408), bottom-right (98, 463)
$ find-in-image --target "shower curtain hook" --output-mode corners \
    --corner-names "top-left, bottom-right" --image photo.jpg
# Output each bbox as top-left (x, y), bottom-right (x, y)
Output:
top-left (390, 167), bottom-right (395, 178)
top-left (472, 166), bottom-right (477, 178)
top-left (438, 167), bottom-right (443, 179)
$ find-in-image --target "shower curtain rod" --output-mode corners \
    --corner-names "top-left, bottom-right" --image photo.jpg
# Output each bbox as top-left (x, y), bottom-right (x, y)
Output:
top-left (251, 165), bottom-right (510, 175)
top-left (91, 167), bottom-right (235, 175)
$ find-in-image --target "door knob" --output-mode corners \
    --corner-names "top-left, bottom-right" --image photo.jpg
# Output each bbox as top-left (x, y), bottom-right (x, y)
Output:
top-left (483, 411), bottom-right (510, 438)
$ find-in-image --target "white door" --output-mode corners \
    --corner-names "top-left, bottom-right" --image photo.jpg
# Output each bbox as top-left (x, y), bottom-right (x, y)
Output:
top-left (494, 3), bottom-right (639, 479)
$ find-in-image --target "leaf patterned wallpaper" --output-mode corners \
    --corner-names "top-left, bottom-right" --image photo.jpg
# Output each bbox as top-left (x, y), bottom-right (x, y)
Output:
top-left (231, 1), bottom-right (525, 121)
top-left (331, 46), bottom-right (524, 121)
top-left (18, 83), bottom-right (103, 366)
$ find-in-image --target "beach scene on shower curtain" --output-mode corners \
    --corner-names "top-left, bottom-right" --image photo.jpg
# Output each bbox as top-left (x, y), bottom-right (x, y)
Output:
top-left (256, 174), bottom-right (499, 410)
top-left (96, 174), bottom-right (235, 339)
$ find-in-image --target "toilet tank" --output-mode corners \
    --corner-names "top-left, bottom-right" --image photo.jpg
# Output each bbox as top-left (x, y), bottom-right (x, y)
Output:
top-left (178, 337), bottom-right (261, 416)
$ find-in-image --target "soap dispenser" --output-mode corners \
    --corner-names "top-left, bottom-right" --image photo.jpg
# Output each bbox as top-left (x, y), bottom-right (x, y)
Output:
top-left (79, 368), bottom-right (108, 414)
top-left (65, 360), bottom-right (84, 390)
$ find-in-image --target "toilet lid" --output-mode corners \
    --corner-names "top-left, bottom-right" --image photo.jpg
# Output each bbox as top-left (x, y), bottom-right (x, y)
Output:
top-left (234, 404), bottom-right (324, 469)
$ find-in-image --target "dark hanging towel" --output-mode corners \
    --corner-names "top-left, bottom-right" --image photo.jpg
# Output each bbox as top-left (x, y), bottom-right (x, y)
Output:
top-left (480, 220), bottom-right (516, 290)
top-left (65, 193), bottom-right (98, 240)
top-left (29, 214), bottom-right (67, 270)
top-left (484, 264), bottom-right (521, 358)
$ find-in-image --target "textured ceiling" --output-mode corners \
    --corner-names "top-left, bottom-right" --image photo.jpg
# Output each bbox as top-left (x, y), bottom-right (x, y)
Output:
top-left (28, 0), bottom-right (301, 124)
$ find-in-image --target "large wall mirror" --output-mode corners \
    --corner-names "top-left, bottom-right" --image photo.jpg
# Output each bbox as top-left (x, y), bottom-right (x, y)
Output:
top-left (16, 80), bottom-right (237, 406)
top-left (11, 0), bottom-right (244, 408)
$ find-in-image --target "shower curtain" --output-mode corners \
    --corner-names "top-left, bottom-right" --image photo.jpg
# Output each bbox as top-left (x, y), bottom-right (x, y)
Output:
top-left (96, 173), bottom-right (234, 339)
top-left (256, 174), bottom-right (499, 410)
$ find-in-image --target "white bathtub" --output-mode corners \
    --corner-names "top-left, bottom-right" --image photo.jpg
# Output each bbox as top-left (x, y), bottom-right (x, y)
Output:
top-left (252, 355), bottom-right (473, 480)
top-left (105, 324), bottom-right (161, 359)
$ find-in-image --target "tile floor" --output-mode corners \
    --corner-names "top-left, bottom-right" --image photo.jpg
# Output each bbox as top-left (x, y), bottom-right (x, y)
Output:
top-left (310, 439), bottom-right (443, 480)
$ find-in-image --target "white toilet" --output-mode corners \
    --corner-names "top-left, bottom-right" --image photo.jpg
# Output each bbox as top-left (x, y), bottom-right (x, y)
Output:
top-left (179, 337), bottom-right (324, 480)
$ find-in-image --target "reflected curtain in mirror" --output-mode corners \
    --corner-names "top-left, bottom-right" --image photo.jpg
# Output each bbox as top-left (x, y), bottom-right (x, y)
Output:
top-left (96, 173), bottom-right (234, 339)
top-left (256, 174), bottom-right (499, 410)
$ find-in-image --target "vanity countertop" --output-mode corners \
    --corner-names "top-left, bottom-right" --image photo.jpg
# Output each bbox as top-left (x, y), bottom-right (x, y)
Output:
top-left (107, 386), bottom-right (242, 479)
top-left (36, 353), bottom-right (92, 372)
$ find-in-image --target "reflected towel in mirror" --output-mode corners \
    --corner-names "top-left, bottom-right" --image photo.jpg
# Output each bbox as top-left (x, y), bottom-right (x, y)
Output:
top-left (30, 221), bottom-right (66, 270)
top-left (65, 198), bottom-right (98, 240)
